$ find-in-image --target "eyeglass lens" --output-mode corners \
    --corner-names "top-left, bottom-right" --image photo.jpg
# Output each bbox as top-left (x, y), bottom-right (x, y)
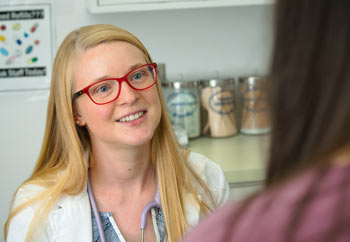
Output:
top-left (89, 65), bottom-right (156, 104)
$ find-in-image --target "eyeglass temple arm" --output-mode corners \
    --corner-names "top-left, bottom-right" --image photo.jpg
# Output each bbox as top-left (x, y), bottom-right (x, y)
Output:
top-left (72, 90), bottom-right (84, 101)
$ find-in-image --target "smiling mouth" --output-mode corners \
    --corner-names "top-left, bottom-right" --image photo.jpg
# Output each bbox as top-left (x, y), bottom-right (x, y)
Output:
top-left (117, 111), bottom-right (145, 122)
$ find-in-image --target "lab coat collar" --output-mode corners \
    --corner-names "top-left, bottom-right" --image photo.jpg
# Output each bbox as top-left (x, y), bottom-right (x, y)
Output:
top-left (50, 185), bottom-right (201, 241)
top-left (50, 185), bottom-right (92, 242)
top-left (184, 192), bottom-right (202, 230)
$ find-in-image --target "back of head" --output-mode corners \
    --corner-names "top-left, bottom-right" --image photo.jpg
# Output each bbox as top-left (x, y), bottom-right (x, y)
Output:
top-left (266, 0), bottom-right (350, 185)
top-left (218, 2), bottom-right (350, 241)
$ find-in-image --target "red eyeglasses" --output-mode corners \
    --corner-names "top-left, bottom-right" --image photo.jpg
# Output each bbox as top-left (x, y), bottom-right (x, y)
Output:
top-left (72, 63), bottom-right (158, 105)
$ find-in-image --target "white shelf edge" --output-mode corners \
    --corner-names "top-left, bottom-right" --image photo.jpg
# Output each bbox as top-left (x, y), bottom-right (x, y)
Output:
top-left (87, 0), bottom-right (274, 14)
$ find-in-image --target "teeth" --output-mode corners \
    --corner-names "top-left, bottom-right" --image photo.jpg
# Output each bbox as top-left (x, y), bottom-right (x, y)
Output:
top-left (119, 111), bottom-right (144, 122)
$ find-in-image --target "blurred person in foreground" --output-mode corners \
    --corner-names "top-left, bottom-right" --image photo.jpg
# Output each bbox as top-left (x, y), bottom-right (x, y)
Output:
top-left (183, 0), bottom-right (350, 241)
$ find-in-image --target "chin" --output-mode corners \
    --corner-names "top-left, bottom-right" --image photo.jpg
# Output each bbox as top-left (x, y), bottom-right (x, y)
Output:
top-left (124, 131), bottom-right (155, 147)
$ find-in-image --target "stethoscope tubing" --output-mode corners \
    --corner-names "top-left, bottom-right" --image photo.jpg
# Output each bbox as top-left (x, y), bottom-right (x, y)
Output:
top-left (87, 175), bottom-right (161, 242)
top-left (87, 176), bottom-right (107, 242)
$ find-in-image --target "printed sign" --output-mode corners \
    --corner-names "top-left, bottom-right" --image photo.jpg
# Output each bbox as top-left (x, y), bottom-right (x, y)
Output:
top-left (0, 3), bottom-right (52, 91)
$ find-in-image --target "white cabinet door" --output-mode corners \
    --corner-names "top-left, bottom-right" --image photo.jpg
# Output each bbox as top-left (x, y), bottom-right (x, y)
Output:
top-left (100, 0), bottom-right (188, 4)
top-left (229, 181), bottom-right (263, 201)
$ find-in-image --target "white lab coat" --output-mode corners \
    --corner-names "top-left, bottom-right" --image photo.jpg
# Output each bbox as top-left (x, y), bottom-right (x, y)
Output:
top-left (6, 152), bottom-right (230, 242)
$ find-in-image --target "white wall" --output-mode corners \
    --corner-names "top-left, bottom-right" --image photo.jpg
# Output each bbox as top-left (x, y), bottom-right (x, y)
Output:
top-left (0, 90), bottom-right (48, 241)
top-left (0, 0), bottom-right (273, 240)
top-left (53, 0), bottom-right (274, 80)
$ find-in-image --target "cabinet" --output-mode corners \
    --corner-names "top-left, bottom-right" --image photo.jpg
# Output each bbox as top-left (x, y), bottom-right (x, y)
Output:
top-left (87, 0), bottom-right (274, 13)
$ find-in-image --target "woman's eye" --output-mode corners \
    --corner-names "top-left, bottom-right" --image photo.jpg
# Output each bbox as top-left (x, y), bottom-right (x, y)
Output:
top-left (132, 72), bottom-right (143, 80)
top-left (93, 85), bottom-right (110, 94)
top-left (98, 86), bottom-right (109, 92)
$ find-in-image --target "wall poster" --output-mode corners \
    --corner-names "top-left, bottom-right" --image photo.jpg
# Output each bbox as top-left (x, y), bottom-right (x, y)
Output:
top-left (0, 2), bottom-right (53, 91)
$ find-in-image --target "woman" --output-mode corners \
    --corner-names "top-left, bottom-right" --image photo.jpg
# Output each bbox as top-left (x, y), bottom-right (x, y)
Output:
top-left (183, 0), bottom-right (350, 241)
top-left (4, 24), bottom-right (229, 242)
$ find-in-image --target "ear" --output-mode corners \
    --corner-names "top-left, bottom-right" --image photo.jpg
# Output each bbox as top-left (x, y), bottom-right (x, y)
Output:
top-left (73, 107), bottom-right (86, 126)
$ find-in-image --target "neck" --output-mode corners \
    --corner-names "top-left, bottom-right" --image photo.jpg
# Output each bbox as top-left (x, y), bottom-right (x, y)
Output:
top-left (89, 141), bottom-right (156, 195)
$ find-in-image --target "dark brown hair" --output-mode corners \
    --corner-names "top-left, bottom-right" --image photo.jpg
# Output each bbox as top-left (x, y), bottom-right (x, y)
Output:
top-left (266, 0), bottom-right (350, 186)
top-left (223, 0), bottom-right (350, 241)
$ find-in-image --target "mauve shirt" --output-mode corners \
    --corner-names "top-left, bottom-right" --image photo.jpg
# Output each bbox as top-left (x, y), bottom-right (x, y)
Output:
top-left (183, 164), bottom-right (350, 242)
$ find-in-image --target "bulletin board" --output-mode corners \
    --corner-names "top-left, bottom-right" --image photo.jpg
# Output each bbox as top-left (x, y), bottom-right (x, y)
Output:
top-left (0, 2), bottom-right (53, 91)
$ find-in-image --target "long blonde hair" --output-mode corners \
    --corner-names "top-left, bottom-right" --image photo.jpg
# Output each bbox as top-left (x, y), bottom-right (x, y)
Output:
top-left (4, 24), bottom-right (215, 242)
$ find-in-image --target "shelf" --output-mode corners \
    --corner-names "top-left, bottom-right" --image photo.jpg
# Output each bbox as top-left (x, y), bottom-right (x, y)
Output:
top-left (87, 0), bottom-right (274, 13)
top-left (188, 134), bottom-right (269, 184)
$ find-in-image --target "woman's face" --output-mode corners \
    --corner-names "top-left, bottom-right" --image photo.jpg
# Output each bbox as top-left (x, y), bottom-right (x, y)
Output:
top-left (73, 41), bottom-right (161, 148)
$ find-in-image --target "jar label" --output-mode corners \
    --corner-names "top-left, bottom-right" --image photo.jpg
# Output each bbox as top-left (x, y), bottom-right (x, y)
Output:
top-left (209, 90), bottom-right (235, 115)
top-left (167, 91), bottom-right (197, 118)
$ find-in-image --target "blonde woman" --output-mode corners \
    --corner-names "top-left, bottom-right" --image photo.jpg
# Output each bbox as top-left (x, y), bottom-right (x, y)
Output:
top-left (4, 24), bottom-right (229, 242)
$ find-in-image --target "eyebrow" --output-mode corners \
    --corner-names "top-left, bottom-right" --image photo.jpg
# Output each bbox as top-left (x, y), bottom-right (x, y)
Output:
top-left (89, 63), bottom-right (147, 82)
top-left (89, 62), bottom-right (147, 85)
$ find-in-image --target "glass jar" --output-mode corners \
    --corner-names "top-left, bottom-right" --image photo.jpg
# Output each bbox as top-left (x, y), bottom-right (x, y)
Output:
top-left (200, 79), bottom-right (237, 138)
top-left (239, 76), bottom-right (270, 135)
top-left (161, 81), bottom-right (201, 139)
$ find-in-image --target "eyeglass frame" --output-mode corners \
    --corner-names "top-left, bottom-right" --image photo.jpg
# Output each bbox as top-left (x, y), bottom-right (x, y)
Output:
top-left (72, 63), bottom-right (158, 105)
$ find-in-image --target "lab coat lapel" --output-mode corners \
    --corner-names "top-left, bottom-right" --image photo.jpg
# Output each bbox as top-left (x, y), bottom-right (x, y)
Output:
top-left (184, 192), bottom-right (202, 229)
top-left (49, 189), bottom-right (93, 242)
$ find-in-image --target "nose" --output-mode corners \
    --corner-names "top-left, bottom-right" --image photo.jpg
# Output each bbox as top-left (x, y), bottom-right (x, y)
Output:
top-left (116, 81), bottom-right (139, 105)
